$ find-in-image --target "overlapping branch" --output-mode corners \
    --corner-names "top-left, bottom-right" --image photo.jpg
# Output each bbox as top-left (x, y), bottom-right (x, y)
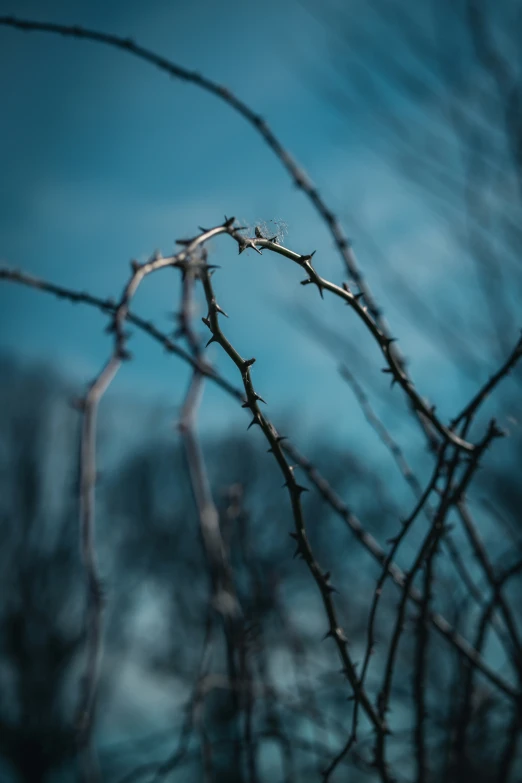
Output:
top-left (2, 256), bottom-right (518, 701)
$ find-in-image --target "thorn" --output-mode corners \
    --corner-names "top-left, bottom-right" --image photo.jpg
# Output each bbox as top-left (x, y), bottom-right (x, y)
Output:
top-left (254, 393), bottom-right (267, 404)
top-left (295, 484), bottom-right (309, 494)
top-left (247, 416), bottom-right (260, 430)
top-left (175, 237), bottom-right (193, 246)
top-left (238, 238), bottom-right (263, 255)
top-left (242, 357), bottom-right (256, 369)
top-left (223, 215), bottom-right (235, 228)
top-left (215, 304), bottom-right (229, 318)
top-left (117, 349), bottom-right (132, 361)
top-left (206, 336), bottom-right (217, 348)
top-left (130, 259), bottom-right (141, 272)
top-left (381, 368), bottom-right (393, 374)
top-left (201, 317), bottom-right (210, 328)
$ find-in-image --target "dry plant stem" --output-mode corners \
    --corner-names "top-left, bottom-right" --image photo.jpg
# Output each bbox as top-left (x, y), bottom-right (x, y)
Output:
top-left (11, 256), bottom-right (518, 694)
top-left (280, 439), bottom-right (517, 700)
top-left (338, 309), bottom-right (522, 675)
top-left (0, 267), bottom-right (244, 403)
top-left (177, 260), bottom-right (249, 777)
top-left (374, 452), bottom-right (448, 783)
top-left (74, 227), bottom-right (233, 778)
top-left (109, 225), bottom-right (230, 360)
top-left (454, 558), bottom-right (522, 771)
top-left (1, 264), bottom-right (516, 700)
top-left (243, 235), bottom-right (473, 452)
top-left (1, 224), bottom-right (471, 452)
top-left (340, 363), bottom-right (481, 598)
top-left (198, 264), bottom-right (386, 736)
top-left (374, 421), bottom-right (503, 778)
top-left (323, 451), bottom-right (447, 781)
top-left (176, 258), bottom-right (244, 715)
top-left (413, 557), bottom-right (432, 783)
top-left (0, 14), bottom-right (472, 449)
top-left (457, 501), bottom-right (522, 674)
top-left (179, 357), bottom-right (240, 626)
top-left (73, 227), bottom-right (230, 770)
top-left (235, 492), bottom-right (328, 777)
top-left (0, 16), bottom-right (393, 320)
top-left (76, 356), bottom-right (120, 780)
top-left (452, 332), bottom-right (522, 428)
top-left (339, 363), bottom-right (518, 666)
top-left (450, 419), bottom-right (522, 678)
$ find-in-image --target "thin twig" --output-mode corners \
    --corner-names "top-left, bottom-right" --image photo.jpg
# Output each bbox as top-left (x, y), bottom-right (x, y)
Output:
top-left (1, 260), bottom-right (516, 700)
top-left (0, 13), bottom-right (477, 449)
top-left (199, 263), bottom-right (386, 735)
top-left (75, 356), bottom-right (120, 780)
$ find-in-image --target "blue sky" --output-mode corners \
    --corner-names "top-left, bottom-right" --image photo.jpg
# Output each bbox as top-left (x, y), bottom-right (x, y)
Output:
top-left (0, 0), bottom-right (514, 467)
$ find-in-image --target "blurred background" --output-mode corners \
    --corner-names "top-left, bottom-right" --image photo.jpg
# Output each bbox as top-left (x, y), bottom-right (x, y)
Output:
top-left (1, 0), bottom-right (522, 780)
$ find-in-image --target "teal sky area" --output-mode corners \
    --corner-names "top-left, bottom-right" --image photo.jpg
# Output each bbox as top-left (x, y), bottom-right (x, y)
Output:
top-left (0, 0), bottom-right (507, 472)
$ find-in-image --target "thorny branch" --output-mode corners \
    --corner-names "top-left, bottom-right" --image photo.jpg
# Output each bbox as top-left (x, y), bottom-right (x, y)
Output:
top-left (75, 356), bottom-right (119, 781)
top-left (198, 262), bottom-right (386, 734)
top-left (1, 258), bottom-right (519, 699)
top-left (1, 14), bottom-right (522, 779)
top-left (0, 13), bottom-right (479, 449)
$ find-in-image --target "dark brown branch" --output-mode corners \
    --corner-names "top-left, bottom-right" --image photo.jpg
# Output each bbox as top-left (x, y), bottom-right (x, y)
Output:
top-left (0, 13), bottom-right (474, 451)
top-left (0, 255), bottom-right (515, 700)
top-left (198, 263), bottom-right (386, 735)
